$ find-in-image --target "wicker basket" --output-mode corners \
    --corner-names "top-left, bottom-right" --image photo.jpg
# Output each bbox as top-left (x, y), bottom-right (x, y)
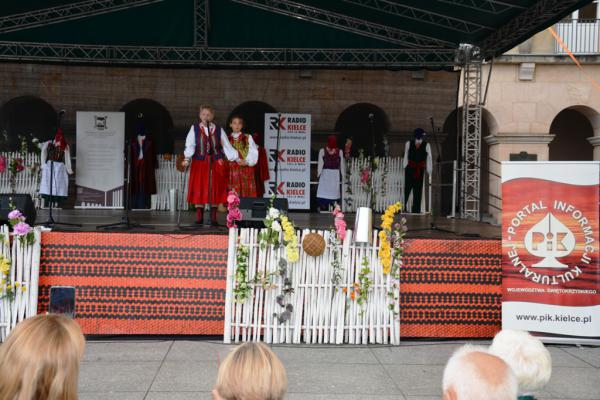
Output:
top-left (302, 232), bottom-right (326, 257)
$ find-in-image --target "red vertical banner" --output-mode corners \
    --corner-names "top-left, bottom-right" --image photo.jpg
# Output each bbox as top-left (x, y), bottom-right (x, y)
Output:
top-left (502, 162), bottom-right (600, 342)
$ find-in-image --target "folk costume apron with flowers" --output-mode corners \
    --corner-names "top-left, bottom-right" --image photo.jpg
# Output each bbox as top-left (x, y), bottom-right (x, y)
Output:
top-left (228, 133), bottom-right (257, 197)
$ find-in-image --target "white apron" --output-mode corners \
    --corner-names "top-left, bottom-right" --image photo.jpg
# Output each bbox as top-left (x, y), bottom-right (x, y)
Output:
top-left (40, 161), bottom-right (69, 197)
top-left (317, 168), bottom-right (341, 199)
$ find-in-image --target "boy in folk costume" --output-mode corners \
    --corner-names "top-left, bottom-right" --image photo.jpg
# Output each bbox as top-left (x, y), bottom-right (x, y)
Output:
top-left (182, 105), bottom-right (239, 225)
top-left (228, 116), bottom-right (259, 197)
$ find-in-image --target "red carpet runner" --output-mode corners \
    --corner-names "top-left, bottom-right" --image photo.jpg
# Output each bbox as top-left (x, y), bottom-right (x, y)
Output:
top-left (38, 232), bottom-right (228, 335)
top-left (39, 233), bottom-right (501, 337)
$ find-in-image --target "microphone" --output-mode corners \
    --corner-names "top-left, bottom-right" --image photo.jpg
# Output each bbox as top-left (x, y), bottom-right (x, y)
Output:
top-left (368, 113), bottom-right (374, 120)
top-left (59, 109), bottom-right (66, 115)
top-left (137, 112), bottom-right (144, 119)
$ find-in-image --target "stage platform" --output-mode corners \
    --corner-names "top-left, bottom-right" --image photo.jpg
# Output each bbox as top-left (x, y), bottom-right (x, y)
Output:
top-left (34, 209), bottom-right (500, 240)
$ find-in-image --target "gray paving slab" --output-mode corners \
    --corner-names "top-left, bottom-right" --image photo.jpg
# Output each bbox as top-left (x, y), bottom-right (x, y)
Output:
top-left (383, 364), bottom-right (445, 397)
top-left (560, 345), bottom-right (600, 368)
top-left (83, 340), bottom-right (172, 362)
top-left (286, 361), bottom-right (402, 396)
top-left (150, 361), bottom-right (219, 392)
top-left (79, 361), bottom-right (160, 392)
top-left (79, 392), bottom-right (146, 400)
top-left (546, 346), bottom-right (597, 368)
top-left (273, 344), bottom-right (379, 364)
top-left (165, 340), bottom-right (235, 362)
top-left (145, 392), bottom-right (211, 400)
top-left (539, 366), bottom-right (600, 399)
top-left (371, 343), bottom-right (459, 365)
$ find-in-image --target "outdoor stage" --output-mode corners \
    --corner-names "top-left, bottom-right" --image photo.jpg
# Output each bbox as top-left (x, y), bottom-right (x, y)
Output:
top-left (35, 209), bottom-right (502, 339)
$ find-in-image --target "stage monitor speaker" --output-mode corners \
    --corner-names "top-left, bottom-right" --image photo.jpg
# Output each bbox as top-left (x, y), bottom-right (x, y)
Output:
top-left (0, 194), bottom-right (36, 224)
top-left (239, 197), bottom-right (288, 224)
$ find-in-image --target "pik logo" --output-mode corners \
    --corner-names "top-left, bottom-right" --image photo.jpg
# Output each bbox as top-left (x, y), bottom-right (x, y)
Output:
top-left (524, 213), bottom-right (575, 269)
top-left (269, 116), bottom-right (286, 130)
top-left (94, 115), bottom-right (108, 130)
top-left (268, 149), bottom-right (286, 163)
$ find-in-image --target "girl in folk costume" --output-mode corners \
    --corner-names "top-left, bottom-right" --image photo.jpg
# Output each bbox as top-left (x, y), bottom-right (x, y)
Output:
top-left (228, 116), bottom-right (258, 197)
top-left (40, 128), bottom-right (73, 202)
top-left (183, 105), bottom-right (239, 225)
top-left (252, 133), bottom-right (270, 198)
top-left (316, 135), bottom-right (345, 211)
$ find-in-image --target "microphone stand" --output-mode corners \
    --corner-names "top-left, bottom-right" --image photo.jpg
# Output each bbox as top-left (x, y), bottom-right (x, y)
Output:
top-left (204, 120), bottom-right (214, 226)
top-left (273, 113), bottom-right (282, 198)
top-left (40, 111), bottom-right (81, 228)
top-left (97, 130), bottom-right (153, 230)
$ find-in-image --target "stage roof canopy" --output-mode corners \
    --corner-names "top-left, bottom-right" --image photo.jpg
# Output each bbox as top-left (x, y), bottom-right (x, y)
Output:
top-left (0, 0), bottom-right (592, 68)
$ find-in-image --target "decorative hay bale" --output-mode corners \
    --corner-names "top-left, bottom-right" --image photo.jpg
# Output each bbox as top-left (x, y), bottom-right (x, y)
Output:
top-left (302, 232), bottom-right (326, 257)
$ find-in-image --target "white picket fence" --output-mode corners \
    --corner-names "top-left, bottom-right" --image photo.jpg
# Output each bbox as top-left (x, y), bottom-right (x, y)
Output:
top-left (344, 156), bottom-right (429, 213)
top-left (0, 225), bottom-right (42, 342)
top-left (224, 228), bottom-right (400, 345)
top-left (0, 153), bottom-right (429, 213)
top-left (0, 152), bottom-right (41, 206)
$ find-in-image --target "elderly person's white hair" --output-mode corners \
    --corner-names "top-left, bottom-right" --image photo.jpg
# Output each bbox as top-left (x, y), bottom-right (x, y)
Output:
top-left (442, 344), bottom-right (518, 400)
top-left (489, 330), bottom-right (552, 395)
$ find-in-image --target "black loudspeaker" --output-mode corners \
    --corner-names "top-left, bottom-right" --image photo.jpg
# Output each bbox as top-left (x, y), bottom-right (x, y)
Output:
top-left (239, 197), bottom-right (289, 225)
top-left (0, 194), bottom-right (36, 224)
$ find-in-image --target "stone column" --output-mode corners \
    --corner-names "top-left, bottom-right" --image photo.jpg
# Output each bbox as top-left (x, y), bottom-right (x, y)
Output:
top-left (587, 136), bottom-right (600, 161)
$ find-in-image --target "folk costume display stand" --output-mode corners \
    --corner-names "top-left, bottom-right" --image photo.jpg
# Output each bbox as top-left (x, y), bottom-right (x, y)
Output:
top-left (39, 110), bottom-right (81, 228)
top-left (97, 128), bottom-right (153, 231)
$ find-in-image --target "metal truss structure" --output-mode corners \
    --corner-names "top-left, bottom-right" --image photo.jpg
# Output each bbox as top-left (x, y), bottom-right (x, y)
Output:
top-left (457, 44), bottom-right (483, 221)
top-left (0, 41), bottom-right (456, 67)
top-left (438, 0), bottom-right (526, 14)
top-left (229, 0), bottom-right (452, 48)
top-left (0, 0), bottom-right (163, 34)
top-left (339, 0), bottom-right (493, 34)
top-left (480, 0), bottom-right (586, 54)
top-left (194, 0), bottom-right (209, 46)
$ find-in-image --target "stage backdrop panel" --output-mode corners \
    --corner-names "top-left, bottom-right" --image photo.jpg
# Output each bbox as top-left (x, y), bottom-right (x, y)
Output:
top-left (502, 162), bottom-right (600, 343)
top-left (75, 112), bottom-right (125, 208)
top-left (264, 113), bottom-right (311, 210)
top-left (38, 232), bottom-right (228, 335)
top-left (401, 239), bottom-right (501, 338)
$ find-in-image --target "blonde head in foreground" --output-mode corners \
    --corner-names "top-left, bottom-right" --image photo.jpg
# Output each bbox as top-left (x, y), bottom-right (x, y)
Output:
top-left (213, 342), bottom-right (287, 400)
top-left (0, 314), bottom-right (85, 400)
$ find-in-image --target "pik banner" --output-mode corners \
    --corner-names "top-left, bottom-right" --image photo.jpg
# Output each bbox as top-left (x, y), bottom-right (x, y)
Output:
top-left (75, 112), bottom-right (125, 208)
top-left (264, 113), bottom-right (311, 210)
top-left (501, 162), bottom-right (600, 343)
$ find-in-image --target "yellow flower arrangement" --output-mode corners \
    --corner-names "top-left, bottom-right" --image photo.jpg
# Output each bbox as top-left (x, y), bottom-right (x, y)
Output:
top-left (0, 256), bottom-right (10, 275)
top-left (280, 215), bottom-right (299, 263)
top-left (379, 202), bottom-right (402, 274)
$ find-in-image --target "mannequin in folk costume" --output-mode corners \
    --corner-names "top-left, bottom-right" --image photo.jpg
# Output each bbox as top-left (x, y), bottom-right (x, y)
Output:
top-left (40, 128), bottom-right (73, 202)
top-left (130, 120), bottom-right (158, 209)
top-left (228, 116), bottom-right (258, 197)
top-left (316, 135), bottom-right (345, 211)
top-left (182, 105), bottom-right (238, 225)
top-left (252, 132), bottom-right (270, 198)
top-left (403, 128), bottom-right (432, 213)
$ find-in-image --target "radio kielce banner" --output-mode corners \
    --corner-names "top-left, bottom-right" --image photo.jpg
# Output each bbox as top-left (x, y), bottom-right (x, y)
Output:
top-left (264, 113), bottom-right (311, 209)
top-left (501, 161), bottom-right (600, 342)
top-left (75, 112), bottom-right (125, 208)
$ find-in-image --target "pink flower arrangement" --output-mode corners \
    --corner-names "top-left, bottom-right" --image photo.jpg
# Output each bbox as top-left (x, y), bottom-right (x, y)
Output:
top-left (13, 221), bottom-right (31, 236)
top-left (12, 158), bottom-right (24, 172)
top-left (226, 190), bottom-right (242, 229)
top-left (332, 204), bottom-right (347, 240)
top-left (0, 155), bottom-right (6, 173)
top-left (8, 209), bottom-right (24, 221)
top-left (360, 167), bottom-right (370, 185)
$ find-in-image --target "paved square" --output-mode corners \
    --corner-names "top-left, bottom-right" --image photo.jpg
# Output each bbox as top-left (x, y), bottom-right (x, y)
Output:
top-left (79, 339), bottom-right (600, 400)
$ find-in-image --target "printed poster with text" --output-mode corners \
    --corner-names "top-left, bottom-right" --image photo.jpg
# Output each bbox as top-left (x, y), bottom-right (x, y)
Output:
top-left (502, 162), bottom-right (600, 342)
top-left (264, 113), bottom-right (311, 209)
top-left (75, 112), bottom-right (125, 208)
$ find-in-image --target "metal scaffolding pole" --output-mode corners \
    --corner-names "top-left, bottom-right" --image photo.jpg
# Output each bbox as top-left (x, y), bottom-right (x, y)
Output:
top-left (458, 44), bottom-right (483, 221)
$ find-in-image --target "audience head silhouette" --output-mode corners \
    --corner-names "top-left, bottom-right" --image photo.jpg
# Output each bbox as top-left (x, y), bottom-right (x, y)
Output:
top-left (0, 314), bottom-right (85, 400)
top-left (443, 345), bottom-right (517, 400)
top-left (489, 329), bottom-right (552, 397)
top-left (213, 342), bottom-right (287, 400)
